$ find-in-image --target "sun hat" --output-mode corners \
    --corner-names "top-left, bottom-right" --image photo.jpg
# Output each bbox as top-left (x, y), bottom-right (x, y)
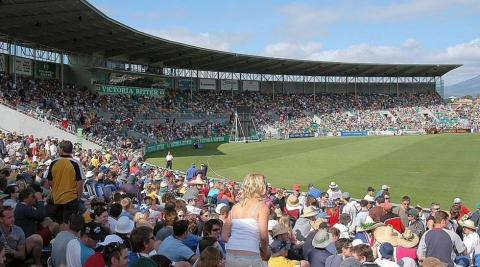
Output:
top-left (422, 257), bottom-right (448, 267)
top-left (312, 229), bottom-right (332, 248)
top-left (381, 185), bottom-right (390, 190)
top-left (271, 224), bottom-right (289, 237)
top-left (270, 239), bottom-right (290, 257)
top-left (329, 182), bottom-right (338, 189)
top-left (373, 225), bottom-right (400, 246)
top-left (286, 195), bottom-right (300, 208)
top-left (154, 175), bottom-right (163, 181)
top-left (188, 176), bottom-right (205, 185)
top-left (268, 220), bottom-right (279, 231)
top-left (341, 192), bottom-right (350, 199)
top-left (460, 219), bottom-right (477, 231)
top-left (86, 171), bottom-right (95, 179)
top-left (454, 197), bottom-right (462, 204)
top-left (98, 234), bottom-right (124, 247)
top-left (215, 203), bottom-right (228, 214)
top-left (300, 206), bottom-right (319, 218)
top-left (379, 242), bottom-right (394, 259)
top-left (310, 219), bottom-right (328, 230)
top-left (398, 229), bottom-right (419, 248)
top-left (115, 216), bottom-right (135, 234)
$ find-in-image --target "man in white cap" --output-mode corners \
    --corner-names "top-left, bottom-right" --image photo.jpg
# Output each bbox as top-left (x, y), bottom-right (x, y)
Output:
top-left (453, 197), bottom-right (471, 219)
top-left (460, 219), bottom-right (479, 261)
top-left (375, 185), bottom-right (390, 199)
top-left (327, 182), bottom-right (342, 200)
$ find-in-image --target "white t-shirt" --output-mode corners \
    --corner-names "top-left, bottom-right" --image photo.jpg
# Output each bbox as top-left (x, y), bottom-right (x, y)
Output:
top-left (364, 194), bottom-right (375, 202)
top-left (463, 232), bottom-right (480, 256)
top-left (166, 154), bottom-right (173, 161)
top-left (49, 144), bottom-right (57, 156)
top-left (66, 239), bottom-right (82, 267)
top-left (375, 258), bottom-right (400, 267)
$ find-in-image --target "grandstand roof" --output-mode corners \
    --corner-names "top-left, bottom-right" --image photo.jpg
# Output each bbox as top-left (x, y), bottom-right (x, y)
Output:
top-left (0, 0), bottom-right (461, 77)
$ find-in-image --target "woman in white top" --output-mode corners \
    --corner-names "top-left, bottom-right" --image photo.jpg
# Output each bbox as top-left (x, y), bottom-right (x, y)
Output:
top-left (222, 173), bottom-right (269, 267)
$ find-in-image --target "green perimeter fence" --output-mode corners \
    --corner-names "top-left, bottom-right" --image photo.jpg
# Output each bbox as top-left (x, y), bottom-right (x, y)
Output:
top-left (145, 136), bottom-right (229, 154)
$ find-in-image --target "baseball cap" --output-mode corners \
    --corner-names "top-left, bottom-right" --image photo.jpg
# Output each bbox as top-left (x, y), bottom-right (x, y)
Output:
top-left (381, 185), bottom-right (390, 190)
top-left (342, 192), bottom-right (350, 199)
top-left (453, 197), bottom-right (462, 204)
top-left (379, 242), bottom-right (394, 259)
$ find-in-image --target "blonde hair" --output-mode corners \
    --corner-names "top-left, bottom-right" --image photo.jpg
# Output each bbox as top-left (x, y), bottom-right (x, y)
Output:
top-left (196, 246), bottom-right (223, 267)
top-left (241, 173), bottom-right (266, 201)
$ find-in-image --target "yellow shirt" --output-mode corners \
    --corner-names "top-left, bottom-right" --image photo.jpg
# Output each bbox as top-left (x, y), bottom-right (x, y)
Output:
top-left (90, 158), bottom-right (100, 168)
top-left (268, 256), bottom-right (300, 267)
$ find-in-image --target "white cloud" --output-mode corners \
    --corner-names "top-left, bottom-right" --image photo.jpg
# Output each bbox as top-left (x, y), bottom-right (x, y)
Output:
top-left (263, 38), bottom-right (480, 85)
top-left (143, 28), bottom-right (249, 52)
top-left (264, 42), bottom-right (323, 59)
top-left (403, 38), bottom-right (421, 49)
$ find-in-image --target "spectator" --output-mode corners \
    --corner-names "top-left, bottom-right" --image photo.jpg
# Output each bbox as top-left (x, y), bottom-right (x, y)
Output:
top-left (0, 205), bottom-right (43, 266)
top-left (128, 226), bottom-right (157, 267)
top-left (223, 173), bottom-right (269, 267)
top-left (269, 239), bottom-right (309, 267)
top-left (325, 238), bottom-right (354, 267)
top-left (14, 187), bottom-right (46, 237)
top-left (393, 196), bottom-right (411, 227)
top-left (406, 209), bottom-right (425, 238)
top-left (195, 246), bottom-right (225, 267)
top-left (47, 140), bottom-right (85, 225)
top-left (103, 242), bottom-right (129, 267)
top-left (51, 214), bottom-right (84, 267)
top-left (374, 242), bottom-right (399, 267)
top-left (353, 244), bottom-right (380, 267)
top-left (308, 228), bottom-right (333, 267)
top-left (417, 211), bottom-right (466, 267)
top-left (66, 221), bottom-right (105, 267)
top-left (158, 220), bottom-right (198, 264)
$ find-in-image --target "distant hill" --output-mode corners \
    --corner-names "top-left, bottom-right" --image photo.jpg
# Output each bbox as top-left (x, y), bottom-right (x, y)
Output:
top-left (444, 75), bottom-right (480, 97)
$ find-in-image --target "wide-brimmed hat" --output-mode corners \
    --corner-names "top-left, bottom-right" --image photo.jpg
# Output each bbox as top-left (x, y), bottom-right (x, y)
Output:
top-left (154, 175), bottom-right (163, 181)
top-left (98, 234), bottom-right (124, 247)
top-left (271, 224), bottom-right (289, 237)
top-left (373, 225), bottom-right (400, 246)
top-left (188, 176), bottom-right (205, 185)
top-left (300, 206), bottom-right (319, 218)
top-left (312, 229), bottom-right (332, 248)
top-left (460, 219), bottom-right (477, 231)
top-left (398, 229), bottom-right (419, 248)
top-left (115, 216), bottom-right (135, 234)
top-left (86, 171), bottom-right (95, 179)
top-left (286, 195), bottom-right (300, 208)
top-left (422, 257), bottom-right (447, 267)
top-left (329, 182), bottom-right (338, 189)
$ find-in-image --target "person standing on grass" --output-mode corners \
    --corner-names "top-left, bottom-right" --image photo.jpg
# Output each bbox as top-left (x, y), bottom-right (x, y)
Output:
top-left (165, 151), bottom-right (173, 170)
top-left (222, 173), bottom-right (269, 267)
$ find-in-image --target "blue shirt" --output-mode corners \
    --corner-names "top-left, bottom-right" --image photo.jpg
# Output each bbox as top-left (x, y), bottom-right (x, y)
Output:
top-left (186, 167), bottom-right (197, 181)
top-left (159, 235), bottom-right (195, 262)
top-left (80, 241), bottom-right (94, 267)
top-left (183, 234), bottom-right (200, 252)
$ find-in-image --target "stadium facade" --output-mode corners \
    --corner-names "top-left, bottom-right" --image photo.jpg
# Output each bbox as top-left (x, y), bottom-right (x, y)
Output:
top-left (0, 0), bottom-right (460, 98)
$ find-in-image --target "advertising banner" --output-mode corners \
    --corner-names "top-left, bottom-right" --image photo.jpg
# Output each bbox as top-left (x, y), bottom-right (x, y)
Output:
top-left (14, 57), bottom-right (32, 76)
top-left (441, 129), bottom-right (471, 134)
top-left (0, 54), bottom-right (5, 73)
top-left (177, 78), bottom-right (196, 90)
top-left (36, 61), bottom-right (57, 78)
top-left (220, 80), bottom-right (238, 91)
top-left (95, 84), bottom-right (165, 98)
top-left (340, 131), bottom-right (369, 137)
top-left (289, 132), bottom-right (315, 138)
top-left (199, 78), bottom-right (217, 90)
top-left (145, 136), bottom-right (229, 154)
top-left (242, 80), bottom-right (259, 91)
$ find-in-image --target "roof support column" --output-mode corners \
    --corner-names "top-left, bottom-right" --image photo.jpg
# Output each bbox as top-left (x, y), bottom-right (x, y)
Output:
top-left (61, 52), bottom-right (64, 90)
top-left (354, 77), bottom-right (357, 96)
top-left (33, 47), bottom-right (36, 80)
top-left (282, 75), bottom-right (285, 95)
top-left (302, 76), bottom-right (305, 94)
top-left (324, 76), bottom-right (327, 93)
top-left (313, 77), bottom-right (316, 103)
top-left (345, 76), bottom-right (348, 94)
top-left (11, 40), bottom-right (16, 84)
top-left (272, 80), bottom-right (275, 100)
top-left (396, 77), bottom-right (399, 96)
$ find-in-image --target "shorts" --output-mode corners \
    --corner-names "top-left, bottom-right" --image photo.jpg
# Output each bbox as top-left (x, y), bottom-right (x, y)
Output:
top-left (51, 199), bottom-right (80, 224)
top-left (226, 254), bottom-right (263, 267)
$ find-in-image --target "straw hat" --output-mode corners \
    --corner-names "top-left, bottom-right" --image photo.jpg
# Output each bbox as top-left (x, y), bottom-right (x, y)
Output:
top-left (422, 257), bottom-right (447, 267)
top-left (312, 229), bottom-right (332, 248)
top-left (300, 206), bottom-right (319, 218)
top-left (286, 195), bottom-right (300, 208)
top-left (373, 225), bottom-right (400, 246)
top-left (188, 176), bottom-right (205, 185)
top-left (329, 182), bottom-right (338, 189)
top-left (398, 229), bottom-right (419, 248)
top-left (460, 219), bottom-right (477, 231)
top-left (271, 224), bottom-right (289, 238)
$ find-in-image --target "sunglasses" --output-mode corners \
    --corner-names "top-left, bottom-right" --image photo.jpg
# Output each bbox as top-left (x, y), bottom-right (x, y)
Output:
top-left (211, 228), bottom-right (221, 232)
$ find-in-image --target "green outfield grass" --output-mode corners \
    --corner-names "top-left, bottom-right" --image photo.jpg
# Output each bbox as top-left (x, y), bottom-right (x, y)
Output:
top-left (146, 134), bottom-right (480, 209)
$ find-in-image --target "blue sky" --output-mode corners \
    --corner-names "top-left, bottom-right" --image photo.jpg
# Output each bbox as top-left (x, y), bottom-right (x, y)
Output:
top-left (90, 0), bottom-right (480, 85)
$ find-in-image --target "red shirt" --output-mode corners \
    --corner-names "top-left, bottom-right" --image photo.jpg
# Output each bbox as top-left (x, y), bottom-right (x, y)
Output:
top-left (85, 252), bottom-right (105, 267)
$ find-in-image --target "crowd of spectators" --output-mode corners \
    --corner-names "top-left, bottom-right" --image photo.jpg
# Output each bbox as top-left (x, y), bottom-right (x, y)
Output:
top-left (1, 130), bottom-right (480, 267)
